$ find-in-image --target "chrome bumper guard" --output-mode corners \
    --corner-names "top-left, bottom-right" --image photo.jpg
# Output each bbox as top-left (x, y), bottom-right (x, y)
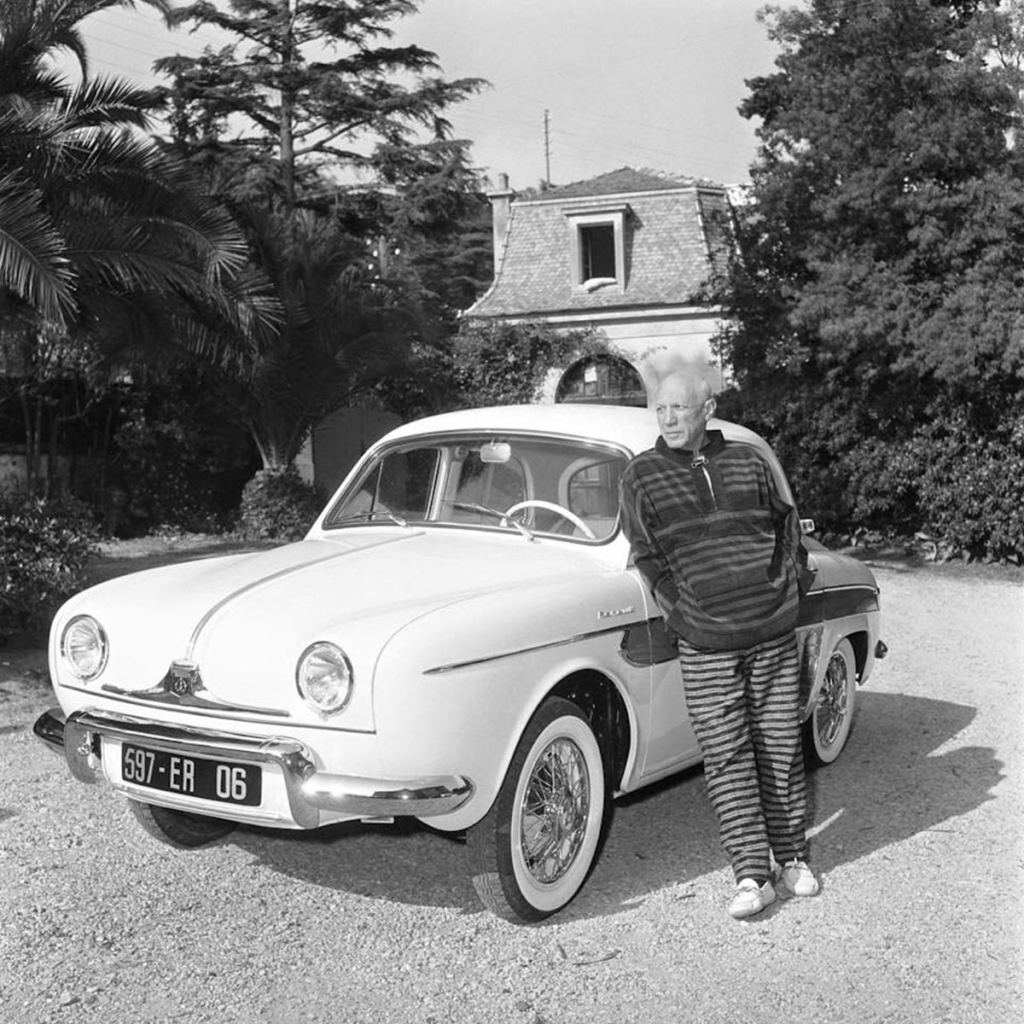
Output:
top-left (33, 708), bottom-right (473, 828)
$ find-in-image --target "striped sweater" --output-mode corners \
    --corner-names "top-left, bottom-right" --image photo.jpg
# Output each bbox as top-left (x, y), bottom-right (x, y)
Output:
top-left (619, 430), bottom-right (808, 651)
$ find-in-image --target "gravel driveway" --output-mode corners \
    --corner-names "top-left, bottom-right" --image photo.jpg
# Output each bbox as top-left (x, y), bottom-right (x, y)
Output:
top-left (1, 559), bottom-right (1021, 1024)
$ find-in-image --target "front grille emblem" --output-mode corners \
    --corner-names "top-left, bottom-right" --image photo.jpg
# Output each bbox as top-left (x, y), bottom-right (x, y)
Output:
top-left (102, 660), bottom-right (287, 718)
top-left (165, 660), bottom-right (201, 697)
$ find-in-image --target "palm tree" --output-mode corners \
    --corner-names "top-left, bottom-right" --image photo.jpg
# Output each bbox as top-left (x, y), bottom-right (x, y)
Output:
top-left (0, 0), bottom-right (277, 493)
top-left (0, 0), bottom-right (274, 353)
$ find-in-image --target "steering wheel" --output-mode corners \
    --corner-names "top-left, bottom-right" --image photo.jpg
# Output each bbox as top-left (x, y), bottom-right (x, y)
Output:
top-left (502, 500), bottom-right (596, 539)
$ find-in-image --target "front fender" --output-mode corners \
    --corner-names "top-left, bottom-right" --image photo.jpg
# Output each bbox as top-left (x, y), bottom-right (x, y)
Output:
top-left (369, 573), bottom-right (649, 832)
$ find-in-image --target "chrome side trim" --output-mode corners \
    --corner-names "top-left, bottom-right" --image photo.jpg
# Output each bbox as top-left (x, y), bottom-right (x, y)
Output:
top-left (52, 710), bottom-right (473, 827)
top-left (797, 583), bottom-right (880, 627)
top-left (422, 622), bottom-right (638, 675)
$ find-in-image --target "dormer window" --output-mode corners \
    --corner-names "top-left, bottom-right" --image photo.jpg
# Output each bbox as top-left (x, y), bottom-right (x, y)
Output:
top-left (581, 225), bottom-right (615, 281)
top-left (566, 205), bottom-right (628, 290)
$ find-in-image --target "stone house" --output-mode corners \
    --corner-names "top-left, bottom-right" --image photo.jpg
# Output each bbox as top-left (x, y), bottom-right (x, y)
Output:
top-left (305, 167), bottom-right (736, 492)
top-left (464, 167), bottom-right (735, 406)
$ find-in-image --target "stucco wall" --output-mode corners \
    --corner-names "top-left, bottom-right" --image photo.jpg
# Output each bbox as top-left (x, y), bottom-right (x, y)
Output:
top-left (0, 453), bottom-right (73, 494)
top-left (536, 314), bottom-right (727, 405)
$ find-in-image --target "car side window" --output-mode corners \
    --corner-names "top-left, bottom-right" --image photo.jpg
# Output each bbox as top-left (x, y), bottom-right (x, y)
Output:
top-left (331, 447), bottom-right (439, 523)
top-left (375, 448), bottom-right (438, 518)
top-left (562, 457), bottom-right (624, 539)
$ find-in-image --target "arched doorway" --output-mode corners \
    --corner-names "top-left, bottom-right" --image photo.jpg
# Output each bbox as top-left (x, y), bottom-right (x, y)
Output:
top-left (555, 354), bottom-right (647, 407)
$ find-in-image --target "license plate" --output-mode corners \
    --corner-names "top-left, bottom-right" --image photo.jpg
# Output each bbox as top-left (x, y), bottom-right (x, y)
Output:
top-left (121, 744), bottom-right (262, 806)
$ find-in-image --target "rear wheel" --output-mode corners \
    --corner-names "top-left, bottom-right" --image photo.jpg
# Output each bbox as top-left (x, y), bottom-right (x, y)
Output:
top-left (128, 799), bottom-right (236, 848)
top-left (467, 697), bottom-right (606, 923)
top-left (805, 638), bottom-right (857, 766)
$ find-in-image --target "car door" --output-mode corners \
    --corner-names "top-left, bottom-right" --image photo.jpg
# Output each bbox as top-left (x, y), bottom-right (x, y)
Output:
top-left (622, 568), bottom-right (702, 781)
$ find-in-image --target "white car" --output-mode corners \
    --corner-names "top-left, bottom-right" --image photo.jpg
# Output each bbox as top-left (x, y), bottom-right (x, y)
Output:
top-left (35, 404), bottom-right (885, 922)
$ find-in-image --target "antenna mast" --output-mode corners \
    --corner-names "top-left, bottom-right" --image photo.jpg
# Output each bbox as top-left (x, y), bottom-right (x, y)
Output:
top-left (544, 109), bottom-right (551, 186)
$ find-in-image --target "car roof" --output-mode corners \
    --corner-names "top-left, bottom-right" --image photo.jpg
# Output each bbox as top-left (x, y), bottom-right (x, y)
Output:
top-left (377, 404), bottom-right (794, 505)
top-left (382, 403), bottom-right (768, 460)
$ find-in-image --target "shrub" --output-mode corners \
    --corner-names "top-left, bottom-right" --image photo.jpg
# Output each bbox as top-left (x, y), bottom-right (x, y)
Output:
top-left (0, 493), bottom-right (98, 643)
top-left (717, 383), bottom-right (1024, 561)
top-left (732, 390), bottom-right (1024, 561)
top-left (110, 372), bottom-right (258, 537)
top-left (910, 405), bottom-right (1024, 562)
top-left (236, 467), bottom-right (323, 542)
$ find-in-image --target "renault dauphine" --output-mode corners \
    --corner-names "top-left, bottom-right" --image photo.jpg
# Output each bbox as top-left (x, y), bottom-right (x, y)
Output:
top-left (34, 403), bottom-right (885, 922)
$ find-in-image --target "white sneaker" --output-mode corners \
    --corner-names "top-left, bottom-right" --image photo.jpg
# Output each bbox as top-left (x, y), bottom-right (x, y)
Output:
top-left (778, 859), bottom-right (820, 898)
top-left (728, 878), bottom-right (776, 919)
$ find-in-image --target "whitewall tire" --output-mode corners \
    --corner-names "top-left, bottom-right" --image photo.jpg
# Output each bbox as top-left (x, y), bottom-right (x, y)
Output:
top-left (468, 697), bottom-right (606, 922)
top-left (805, 637), bottom-right (857, 766)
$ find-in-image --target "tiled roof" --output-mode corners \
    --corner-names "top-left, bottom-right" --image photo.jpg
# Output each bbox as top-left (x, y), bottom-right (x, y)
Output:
top-left (537, 167), bottom-right (705, 200)
top-left (467, 168), bottom-right (731, 318)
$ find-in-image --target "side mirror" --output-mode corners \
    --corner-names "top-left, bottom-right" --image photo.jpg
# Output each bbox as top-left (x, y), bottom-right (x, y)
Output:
top-left (800, 518), bottom-right (816, 535)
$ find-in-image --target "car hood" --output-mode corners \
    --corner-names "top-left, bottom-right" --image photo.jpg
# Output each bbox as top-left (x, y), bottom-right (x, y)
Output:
top-left (53, 529), bottom-right (627, 721)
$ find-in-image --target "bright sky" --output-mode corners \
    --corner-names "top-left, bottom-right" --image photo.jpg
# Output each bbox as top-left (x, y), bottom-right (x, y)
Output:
top-left (79, 0), bottom-right (781, 190)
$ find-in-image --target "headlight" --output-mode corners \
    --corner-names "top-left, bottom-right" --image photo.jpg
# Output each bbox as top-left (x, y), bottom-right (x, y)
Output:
top-left (296, 642), bottom-right (353, 715)
top-left (61, 615), bottom-right (108, 681)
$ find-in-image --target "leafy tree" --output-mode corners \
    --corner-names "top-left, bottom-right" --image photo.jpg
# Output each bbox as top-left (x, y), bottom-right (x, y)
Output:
top-left (714, 0), bottom-right (1024, 557)
top-left (369, 150), bottom-right (494, 329)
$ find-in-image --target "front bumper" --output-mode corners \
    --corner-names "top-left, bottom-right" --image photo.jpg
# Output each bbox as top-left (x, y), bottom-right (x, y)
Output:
top-left (33, 708), bottom-right (474, 828)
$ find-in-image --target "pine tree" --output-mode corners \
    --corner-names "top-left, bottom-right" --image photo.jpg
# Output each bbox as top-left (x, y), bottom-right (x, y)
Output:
top-left (155, 0), bottom-right (484, 213)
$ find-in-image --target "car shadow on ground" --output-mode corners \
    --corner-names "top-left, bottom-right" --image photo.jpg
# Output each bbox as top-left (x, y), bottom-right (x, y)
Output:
top-left (231, 689), bottom-right (1000, 921)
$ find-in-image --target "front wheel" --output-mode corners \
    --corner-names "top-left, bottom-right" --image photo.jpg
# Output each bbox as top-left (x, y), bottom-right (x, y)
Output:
top-left (129, 799), bottom-right (237, 848)
top-left (804, 638), bottom-right (857, 767)
top-left (467, 697), bottom-right (606, 923)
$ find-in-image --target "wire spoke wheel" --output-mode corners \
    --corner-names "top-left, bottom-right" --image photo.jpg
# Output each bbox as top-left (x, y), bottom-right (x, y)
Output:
top-left (519, 737), bottom-right (590, 885)
top-left (818, 654), bottom-right (850, 746)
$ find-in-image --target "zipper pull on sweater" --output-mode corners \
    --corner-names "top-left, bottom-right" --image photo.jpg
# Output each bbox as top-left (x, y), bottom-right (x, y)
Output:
top-left (690, 454), bottom-right (716, 508)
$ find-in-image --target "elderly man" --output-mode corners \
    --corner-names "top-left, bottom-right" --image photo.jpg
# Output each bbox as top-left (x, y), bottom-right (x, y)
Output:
top-left (618, 371), bottom-right (819, 919)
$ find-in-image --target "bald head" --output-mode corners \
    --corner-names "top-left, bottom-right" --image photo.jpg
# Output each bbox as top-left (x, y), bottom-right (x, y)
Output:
top-left (654, 372), bottom-right (716, 452)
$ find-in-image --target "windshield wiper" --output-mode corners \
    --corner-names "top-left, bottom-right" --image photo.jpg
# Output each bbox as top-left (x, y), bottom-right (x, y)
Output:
top-left (451, 502), bottom-right (536, 542)
top-left (333, 508), bottom-right (409, 528)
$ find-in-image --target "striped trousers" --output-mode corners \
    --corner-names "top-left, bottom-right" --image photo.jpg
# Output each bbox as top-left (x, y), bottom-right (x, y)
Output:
top-left (678, 632), bottom-right (808, 883)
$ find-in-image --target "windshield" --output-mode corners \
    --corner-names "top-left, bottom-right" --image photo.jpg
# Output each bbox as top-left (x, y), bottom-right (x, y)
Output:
top-left (323, 433), bottom-right (627, 541)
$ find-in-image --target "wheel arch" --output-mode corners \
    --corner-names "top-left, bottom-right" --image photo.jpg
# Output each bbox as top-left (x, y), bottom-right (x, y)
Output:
top-left (547, 668), bottom-right (633, 793)
top-left (845, 629), bottom-right (869, 681)
top-left (404, 646), bottom-right (641, 833)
